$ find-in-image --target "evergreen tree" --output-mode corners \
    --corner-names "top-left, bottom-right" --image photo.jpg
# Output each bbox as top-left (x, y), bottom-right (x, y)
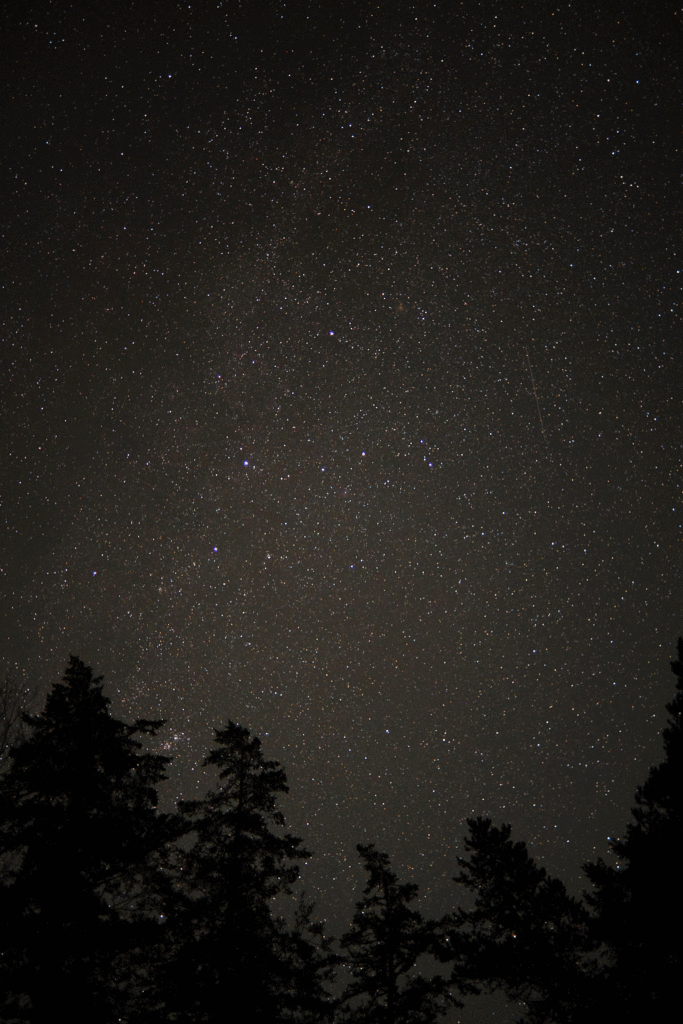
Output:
top-left (0, 656), bottom-right (177, 1023)
top-left (162, 721), bottom-right (312, 1023)
top-left (0, 666), bottom-right (37, 771)
top-left (339, 843), bottom-right (455, 1024)
top-left (275, 892), bottom-right (338, 1024)
top-left (583, 637), bottom-right (683, 1020)
top-left (451, 818), bottom-right (592, 1024)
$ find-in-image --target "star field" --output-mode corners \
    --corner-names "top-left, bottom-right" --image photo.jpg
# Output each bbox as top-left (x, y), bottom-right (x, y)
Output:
top-left (2, 5), bottom-right (682, 1014)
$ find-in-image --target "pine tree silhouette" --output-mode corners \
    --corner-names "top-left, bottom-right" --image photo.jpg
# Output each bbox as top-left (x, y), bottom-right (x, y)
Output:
top-left (0, 656), bottom-right (177, 1023)
top-left (162, 721), bottom-right (311, 1023)
top-left (451, 817), bottom-right (591, 1024)
top-left (583, 637), bottom-right (683, 1020)
top-left (339, 843), bottom-right (455, 1024)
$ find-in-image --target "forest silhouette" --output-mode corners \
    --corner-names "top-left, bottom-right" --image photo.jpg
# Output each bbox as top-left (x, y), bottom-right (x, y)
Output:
top-left (0, 640), bottom-right (681, 1023)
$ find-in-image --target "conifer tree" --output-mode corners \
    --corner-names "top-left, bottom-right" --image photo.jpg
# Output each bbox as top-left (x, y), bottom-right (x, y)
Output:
top-left (583, 637), bottom-right (683, 1020)
top-left (451, 818), bottom-right (592, 1024)
top-left (0, 656), bottom-right (177, 1023)
top-left (163, 721), bottom-right (312, 1023)
top-left (275, 892), bottom-right (338, 1023)
top-left (0, 666), bottom-right (37, 771)
top-left (339, 843), bottom-right (455, 1024)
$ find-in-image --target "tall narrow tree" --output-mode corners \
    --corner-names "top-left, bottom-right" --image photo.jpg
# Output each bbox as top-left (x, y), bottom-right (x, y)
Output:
top-left (583, 637), bottom-right (683, 1020)
top-left (163, 721), bottom-right (312, 1023)
top-left (339, 843), bottom-right (455, 1024)
top-left (451, 817), bottom-right (592, 1023)
top-left (0, 656), bottom-right (177, 1023)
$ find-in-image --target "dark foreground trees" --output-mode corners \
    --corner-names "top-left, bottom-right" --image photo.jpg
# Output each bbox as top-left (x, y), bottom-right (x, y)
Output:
top-left (448, 637), bottom-right (683, 1023)
top-left (0, 656), bottom-right (177, 1023)
top-left (339, 844), bottom-right (457, 1024)
top-left (0, 662), bottom-right (334, 1024)
top-left (1, 637), bottom-right (680, 1023)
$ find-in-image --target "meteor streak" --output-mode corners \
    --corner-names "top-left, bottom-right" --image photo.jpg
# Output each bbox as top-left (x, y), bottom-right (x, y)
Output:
top-left (524, 348), bottom-right (548, 444)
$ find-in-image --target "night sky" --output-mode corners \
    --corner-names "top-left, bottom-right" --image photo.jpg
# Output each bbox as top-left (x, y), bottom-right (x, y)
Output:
top-left (2, 1), bottom-right (682, 1014)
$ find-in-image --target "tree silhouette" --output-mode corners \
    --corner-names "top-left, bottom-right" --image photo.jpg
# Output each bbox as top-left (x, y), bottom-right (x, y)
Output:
top-left (583, 637), bottom-right (683, 1020)
top-left (0, 656), bottom-right (177, 1023)
top-left (451, 818), bottom-right (592, 1024)
top-left (275, 892), bottom-right (338, 1023)
top-left (162, 721), bottom-right (312, 1023)
top-left (339, 843), bottom-right (455, 1024)
top-left (0, 666), bottom-right (38, 771)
